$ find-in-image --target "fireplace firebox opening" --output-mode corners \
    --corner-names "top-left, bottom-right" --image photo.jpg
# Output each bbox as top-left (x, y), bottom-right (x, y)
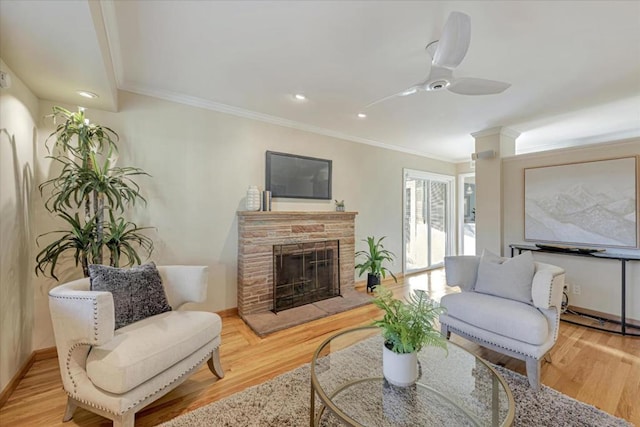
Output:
top-left (273, 240), bottom-right (340, 313)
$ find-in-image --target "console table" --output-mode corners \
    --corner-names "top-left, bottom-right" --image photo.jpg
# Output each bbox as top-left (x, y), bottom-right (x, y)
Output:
top-left (510, 244), bottom-right (640, 337)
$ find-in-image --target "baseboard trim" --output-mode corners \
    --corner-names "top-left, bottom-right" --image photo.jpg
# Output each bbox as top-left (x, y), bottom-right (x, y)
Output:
top-left (0, 354), bottom-right (34, 408)
top-left (34, 346), bottom-right (58, 361)
top-left (0, 346), bottom-right (57, 409)
top-left (217, 307), bottom-right (239, 318)
top-left (569, 305), bottom-right (640, 328)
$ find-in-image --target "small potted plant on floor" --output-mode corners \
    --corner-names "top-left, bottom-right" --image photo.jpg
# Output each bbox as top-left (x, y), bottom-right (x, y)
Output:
top-left (372, 285), bottom-right (447, 387)
top-left (355, 236), bottom-right (397, 292)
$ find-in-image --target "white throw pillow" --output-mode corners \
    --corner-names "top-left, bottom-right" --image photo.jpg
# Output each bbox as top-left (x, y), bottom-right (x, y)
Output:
top-left (474, 249), bottom-right (535, 304)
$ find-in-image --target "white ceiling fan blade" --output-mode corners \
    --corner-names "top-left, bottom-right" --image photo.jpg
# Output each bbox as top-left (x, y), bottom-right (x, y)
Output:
top-left (448, 77), bottom-right (511, 95)
top-left (432, 11), bottom-right (471, 70)
top-left (362, 84), bottom-right (423, 109)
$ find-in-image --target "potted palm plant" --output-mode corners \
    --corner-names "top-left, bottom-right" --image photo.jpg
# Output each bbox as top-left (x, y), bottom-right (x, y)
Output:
top-left (372, 285), bottom-right (447, 387)
top-left (355, 236), bottom-right (397, 292)
top-left (35, 106), bottom-right (153, 280)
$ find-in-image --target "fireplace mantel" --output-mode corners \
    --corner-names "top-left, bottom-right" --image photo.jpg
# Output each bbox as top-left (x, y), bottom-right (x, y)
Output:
top-left (237, 211), bottom-right (358, 318)
top-left (237, 211), bottom-right (358, 219)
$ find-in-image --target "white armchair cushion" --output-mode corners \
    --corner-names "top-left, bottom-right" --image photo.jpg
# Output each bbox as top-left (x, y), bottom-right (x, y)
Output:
top-left (474, 250), bottom-right (535, 304)
top-left (86, 310), bottom-right (222, 394)
top-left (441, 292), bottom-right (549, 345)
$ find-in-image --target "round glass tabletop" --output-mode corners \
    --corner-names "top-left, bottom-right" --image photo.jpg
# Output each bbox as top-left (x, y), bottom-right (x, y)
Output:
top-left (310, 326), bottom-right (514, 426)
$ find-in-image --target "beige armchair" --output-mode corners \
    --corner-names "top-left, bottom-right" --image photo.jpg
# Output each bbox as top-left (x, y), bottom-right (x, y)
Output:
top-left (439, 253), bottom-right (565, 390)
top-left (49, 265), bottom-right (224, 427)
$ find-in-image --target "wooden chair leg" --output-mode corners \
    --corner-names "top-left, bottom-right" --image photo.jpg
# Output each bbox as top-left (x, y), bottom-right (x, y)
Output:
top-left (62, 397), bottom-right (77, 422)
top-left (525, 357), bottom-right (541, 391)
top-left (544, 353), bottom-right (552, 363)
top-left (113, 412), bottom-right (135, 427)
top-left (207, 347), bottom-right (225, 378)
top-left (440, 323), bottom-right (451, 340)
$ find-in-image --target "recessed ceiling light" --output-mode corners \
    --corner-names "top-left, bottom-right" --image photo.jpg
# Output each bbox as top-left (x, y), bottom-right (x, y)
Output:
top-left (294, 93), bottom-right (306, 101)
top-left (77, 90), bottom-right (98, 99)
top-left (357, 113), bottom-right (367, 118)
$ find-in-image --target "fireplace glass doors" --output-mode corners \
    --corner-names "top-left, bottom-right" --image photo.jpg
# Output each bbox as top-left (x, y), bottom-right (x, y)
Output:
top-left (273, 240), bottom-right (340, 313)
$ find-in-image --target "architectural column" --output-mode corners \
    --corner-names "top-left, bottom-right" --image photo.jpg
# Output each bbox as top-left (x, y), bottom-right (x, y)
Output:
top-left (471, 127), bottom-right (520, 255)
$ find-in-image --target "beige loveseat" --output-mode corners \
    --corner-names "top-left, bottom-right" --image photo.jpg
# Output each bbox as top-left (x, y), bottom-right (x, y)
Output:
top-left (49, 265), bottom-right (223, 427)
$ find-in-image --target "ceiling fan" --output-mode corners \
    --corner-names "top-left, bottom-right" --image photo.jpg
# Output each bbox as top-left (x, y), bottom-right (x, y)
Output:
top-left (364, 11), bottom-right (511, 109)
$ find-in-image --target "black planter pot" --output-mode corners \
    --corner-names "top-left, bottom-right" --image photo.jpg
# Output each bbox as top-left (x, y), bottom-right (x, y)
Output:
top-left (367, 273), bottom-right (381, 293)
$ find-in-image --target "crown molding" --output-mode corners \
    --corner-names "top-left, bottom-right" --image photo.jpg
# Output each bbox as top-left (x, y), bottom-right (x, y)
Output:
top-left (119, 83), bottom-right (454, 162)
top-left (100, 0), bottom-right (124, 89)
top-left (471, 126), bottom-right (521, 140)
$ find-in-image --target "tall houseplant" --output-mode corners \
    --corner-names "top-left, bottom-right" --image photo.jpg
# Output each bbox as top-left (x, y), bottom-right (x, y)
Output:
top-left (372, 285), bottom-right (447, 386)
top-left (355, 236), bottom-right (397, 292)
top-left (35, 106), bottom-right (153, 279)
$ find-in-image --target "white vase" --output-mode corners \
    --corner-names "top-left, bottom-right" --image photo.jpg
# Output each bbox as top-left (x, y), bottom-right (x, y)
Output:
top-left (382, 344), bottom-right (418, 387)
top-left (246, 186), bottom-right (261, 211)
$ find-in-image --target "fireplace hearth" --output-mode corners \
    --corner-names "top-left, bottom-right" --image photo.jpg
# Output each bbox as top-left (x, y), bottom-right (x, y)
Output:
top-left (273, 240), bottom-right (340, 312)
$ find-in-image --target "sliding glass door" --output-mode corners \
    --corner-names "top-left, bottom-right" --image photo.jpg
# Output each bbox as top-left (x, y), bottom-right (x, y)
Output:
top-left (403, 169), bottom-right (454, 273)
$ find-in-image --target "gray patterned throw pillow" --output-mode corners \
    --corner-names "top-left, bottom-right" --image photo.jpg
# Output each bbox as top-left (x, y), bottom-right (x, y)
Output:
top-left (89, 262), bottom-right (172, 330)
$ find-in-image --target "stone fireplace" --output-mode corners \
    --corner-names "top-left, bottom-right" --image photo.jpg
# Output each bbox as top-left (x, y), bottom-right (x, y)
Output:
top-left (237, 211), bottom-right (357, 319)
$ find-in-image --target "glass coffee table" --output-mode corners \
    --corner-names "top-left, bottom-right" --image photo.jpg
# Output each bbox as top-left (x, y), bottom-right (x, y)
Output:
top-left (310, 327), bottom-right (514, 426)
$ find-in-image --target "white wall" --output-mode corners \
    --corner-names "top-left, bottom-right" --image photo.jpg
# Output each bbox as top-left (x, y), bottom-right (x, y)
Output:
top-left (0, 59), bottom-right (38, 392)
top-left (31, 91), bottom-right (456, 349)
top-left (503, 139), bottom-right (640, 321)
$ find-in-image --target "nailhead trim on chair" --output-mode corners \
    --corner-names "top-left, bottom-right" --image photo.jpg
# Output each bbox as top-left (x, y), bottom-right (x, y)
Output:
top-left (550, 310), bottom-right (560, 342)
top-left (50, 294), bottom-right (102, 396)
top-left (48, 294), bottom-right (101, 342)
top-left (443, 323), bottom-right (540, 359)
top-left (50, 292), bottom-right (221, 416)
top-left (122, 349), bottom-right (215, 414)
top-left (63, 348), bottom-right (217, 416)
top-left (550, 275), bottom-right (563, 342)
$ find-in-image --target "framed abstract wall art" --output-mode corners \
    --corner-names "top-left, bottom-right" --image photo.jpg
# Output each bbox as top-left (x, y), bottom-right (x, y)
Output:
top-left (524, 157), bottom-right (638, 248)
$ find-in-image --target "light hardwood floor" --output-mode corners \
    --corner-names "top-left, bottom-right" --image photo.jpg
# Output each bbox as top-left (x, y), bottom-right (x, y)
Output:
top-left (1, 269), bottom-right (638, 426)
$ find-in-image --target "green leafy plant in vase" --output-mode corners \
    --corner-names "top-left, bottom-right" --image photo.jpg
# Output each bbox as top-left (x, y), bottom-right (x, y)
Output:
top-left (355, 236), bottom-right (397, 292)
top-left (35, 106), bottom-right (153, 279)
top-left (372, 285), bottom-right (447, 386)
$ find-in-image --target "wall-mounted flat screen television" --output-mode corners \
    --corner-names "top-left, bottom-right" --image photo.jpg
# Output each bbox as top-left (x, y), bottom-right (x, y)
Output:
top-left (266, 151), bottom-right (332, 200)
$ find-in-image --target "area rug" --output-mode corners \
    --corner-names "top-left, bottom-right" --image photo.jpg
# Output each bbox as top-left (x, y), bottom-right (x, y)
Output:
top-left (161, 336), bottom-right (631, 427)
top-left (242, 290), bottom-right (372, 336)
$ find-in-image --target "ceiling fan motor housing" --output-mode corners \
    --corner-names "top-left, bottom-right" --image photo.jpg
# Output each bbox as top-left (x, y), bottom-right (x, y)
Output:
top-left (427, 80), bottom-right (450, 91)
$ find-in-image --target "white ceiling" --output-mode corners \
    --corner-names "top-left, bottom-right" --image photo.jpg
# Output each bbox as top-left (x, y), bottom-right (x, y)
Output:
top-left (1, 1), bottom-right (639, 162)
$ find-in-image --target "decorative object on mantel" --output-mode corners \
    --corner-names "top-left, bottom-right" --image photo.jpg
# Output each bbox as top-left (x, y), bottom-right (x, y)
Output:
top-left (334, 199), bottom-right (345, 211)
top-left (262, 190), bottom-right (272, 211)
top-left (372, 286), bottom-right (447, 387)
top-left (355, 236), bottom-right (397, 292)
top-left (245, 185), bottom-right (261, 211)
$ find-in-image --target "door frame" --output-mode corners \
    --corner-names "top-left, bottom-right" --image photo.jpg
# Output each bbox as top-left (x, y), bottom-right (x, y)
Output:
top-left (402, 168), bottom-right (455, 275)
top-left (458, 172), bottom-right (476, 256)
